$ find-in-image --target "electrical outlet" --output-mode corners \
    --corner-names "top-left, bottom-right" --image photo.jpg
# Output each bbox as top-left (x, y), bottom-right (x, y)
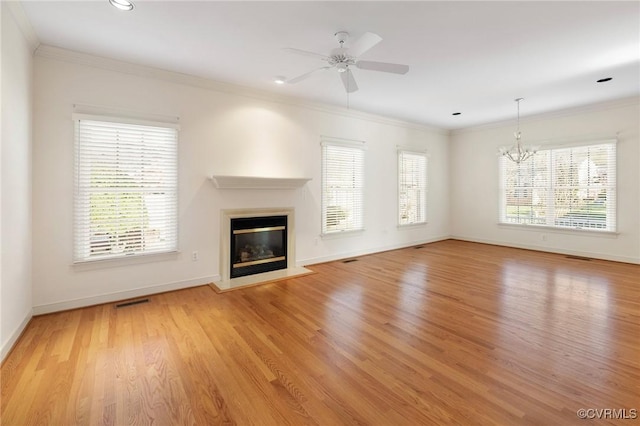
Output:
top-left (192, 251), bottom-right (199, 261)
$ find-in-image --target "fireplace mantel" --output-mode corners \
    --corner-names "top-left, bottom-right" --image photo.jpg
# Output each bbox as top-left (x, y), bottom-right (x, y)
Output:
top-left (210, 175), bottom-right (312, 189)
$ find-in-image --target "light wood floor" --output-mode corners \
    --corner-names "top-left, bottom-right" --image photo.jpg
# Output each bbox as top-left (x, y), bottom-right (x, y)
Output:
top-left (2, 240), bottom-right (639, 425)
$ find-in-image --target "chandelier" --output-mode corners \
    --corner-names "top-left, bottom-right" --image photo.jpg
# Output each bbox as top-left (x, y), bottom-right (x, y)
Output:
top-left (499, 98), bottom-right (538, 164)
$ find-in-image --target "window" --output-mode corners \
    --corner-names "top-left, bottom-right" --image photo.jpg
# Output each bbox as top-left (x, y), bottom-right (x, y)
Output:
top-left (321, 139), bottom-right (365, 235)
top-left (398, 150), bottom-right (427, 225)
top-left (499, 141), bottom-right (616, 231)
top-left (74, 115), bottom-right (179, 262)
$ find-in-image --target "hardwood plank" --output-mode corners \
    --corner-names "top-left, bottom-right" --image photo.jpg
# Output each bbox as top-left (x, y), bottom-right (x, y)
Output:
top-left (2, 240), bottom-right (639, 425)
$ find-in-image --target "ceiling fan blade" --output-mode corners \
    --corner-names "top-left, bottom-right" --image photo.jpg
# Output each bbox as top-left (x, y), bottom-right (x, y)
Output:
top-left (287, 66), bottom-right (332, 84)
top-left (283, 47), bottom-right (330, 61)
top-left (340, 69), bottom-right (359, 93)
top-left (348, 32), bottom-right (382, 58)
top-left (356, 60), bottom-right (409, 74)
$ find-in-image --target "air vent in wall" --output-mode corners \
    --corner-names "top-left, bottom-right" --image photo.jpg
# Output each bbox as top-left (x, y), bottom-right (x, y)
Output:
top-left (342, 259), bottom-right (359, 263)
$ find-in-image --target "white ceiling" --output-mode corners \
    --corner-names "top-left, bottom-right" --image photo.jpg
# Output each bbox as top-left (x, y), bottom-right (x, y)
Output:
top-left (20, 1), bottom-right (640, 129)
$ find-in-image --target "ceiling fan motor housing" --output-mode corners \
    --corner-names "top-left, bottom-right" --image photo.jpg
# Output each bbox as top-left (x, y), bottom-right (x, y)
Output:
top-left (329, 48), bottom-right (355, 69)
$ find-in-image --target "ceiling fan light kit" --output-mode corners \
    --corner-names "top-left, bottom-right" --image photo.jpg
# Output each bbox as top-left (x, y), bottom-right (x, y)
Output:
top-left (283, 31), bottom-right (409, 93)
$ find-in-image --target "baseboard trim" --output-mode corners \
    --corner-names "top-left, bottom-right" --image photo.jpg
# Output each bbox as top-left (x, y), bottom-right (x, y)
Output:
top-left (450, 236), bottom-right (640, 265)
top-left (297, 236), bottom-right (451, 266)
top-left (1, 310), bottom-right (33, 364)
top-left (32, 275), bottom-right (221, 315)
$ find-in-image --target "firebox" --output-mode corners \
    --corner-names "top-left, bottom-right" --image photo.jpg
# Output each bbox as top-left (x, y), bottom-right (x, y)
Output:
top-left (230, 215), bottom-right (287, 278)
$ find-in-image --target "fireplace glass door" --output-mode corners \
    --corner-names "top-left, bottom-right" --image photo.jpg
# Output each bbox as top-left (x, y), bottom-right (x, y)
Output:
top-left (230, 215), bottom-right (287, 278)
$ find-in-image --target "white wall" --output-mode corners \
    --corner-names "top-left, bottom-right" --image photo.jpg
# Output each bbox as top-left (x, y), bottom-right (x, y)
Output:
top-left (32, 48), bottom-right (450, 314)
top-left (30, 41), bottom-right (638, 319)
top-left (450, 99), bottom-right (640, 264)
top-left (1, 2), bottom-right (34, 360)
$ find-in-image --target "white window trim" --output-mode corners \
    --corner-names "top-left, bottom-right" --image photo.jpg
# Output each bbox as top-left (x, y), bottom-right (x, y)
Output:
top-left (73, 114), bottom-right (179, 263)
top-left (397, 148), bottom-right (428, 226)
top-left (73, 113), bottom-right (181, 130)
top-left (320, 136), bottom-right (366, 149)
top-left (499, 139), bottom-right (617, 233)
top-left (320, 136), bottom-right (366, 237)
top-left (497, 222), bottom-right (619, 237)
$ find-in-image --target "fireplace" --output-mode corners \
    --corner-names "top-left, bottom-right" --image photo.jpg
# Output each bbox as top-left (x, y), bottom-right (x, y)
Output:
top-left (213, 207), bottom-right (312, 291)
top-left (230, 215), bottom-right (287, 278)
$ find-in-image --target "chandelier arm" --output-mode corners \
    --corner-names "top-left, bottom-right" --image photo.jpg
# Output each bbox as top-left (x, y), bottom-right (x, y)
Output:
top-left (504, 150), bottom-right (516, 163)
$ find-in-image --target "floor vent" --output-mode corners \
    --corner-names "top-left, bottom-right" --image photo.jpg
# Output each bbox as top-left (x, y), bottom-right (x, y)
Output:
top-left (565, 255), bottom-right (592, 261)
top-left (414, 245), bottom-right (425, 249)
top-left (115, 298), bottom-right (150, 308)
top-left (342, 259), bottom-right (359, 264)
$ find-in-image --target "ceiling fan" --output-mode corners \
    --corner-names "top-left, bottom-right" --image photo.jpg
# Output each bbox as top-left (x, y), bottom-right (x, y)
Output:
top-left (284, 31), bottom-right (409, 93)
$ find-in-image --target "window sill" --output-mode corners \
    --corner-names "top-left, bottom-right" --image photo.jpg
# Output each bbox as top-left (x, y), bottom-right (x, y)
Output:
top-left (320, 229), bottom-right (365, 239)
top-left (398, 222), bottom-right (427, 229)
top-left (497, 223), bottom-right (618, 238)
top-left (72, 250), bottom-right (180, 271)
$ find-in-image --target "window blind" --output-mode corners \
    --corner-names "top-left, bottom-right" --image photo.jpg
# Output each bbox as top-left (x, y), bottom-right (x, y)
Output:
top-left (74, 117), bottom-right (178, 262)
top-left (398, 150), bottom-right (427, 225)
top-left (321, 141), bottom-right (365, 235)
top-left (499, 141), bottom-right (616, 231)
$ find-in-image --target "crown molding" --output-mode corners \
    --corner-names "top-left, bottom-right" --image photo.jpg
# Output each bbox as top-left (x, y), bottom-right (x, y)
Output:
top-left (451, 96), bottom-right (640, 136)
top-left (34, 44), bottom-right (448, 136)
top-left (4, 1), bottom-right (40, 51)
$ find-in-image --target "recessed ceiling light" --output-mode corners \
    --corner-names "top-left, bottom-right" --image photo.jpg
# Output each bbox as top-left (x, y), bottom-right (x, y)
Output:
top-left (109, 0), bottom-right (134, 11)
top-left (274, 76), bottom-right (287, 85)
top-left (597, 77), bottom-right (612, 83)
top-left (452, 112), bottom-right (461, 116)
